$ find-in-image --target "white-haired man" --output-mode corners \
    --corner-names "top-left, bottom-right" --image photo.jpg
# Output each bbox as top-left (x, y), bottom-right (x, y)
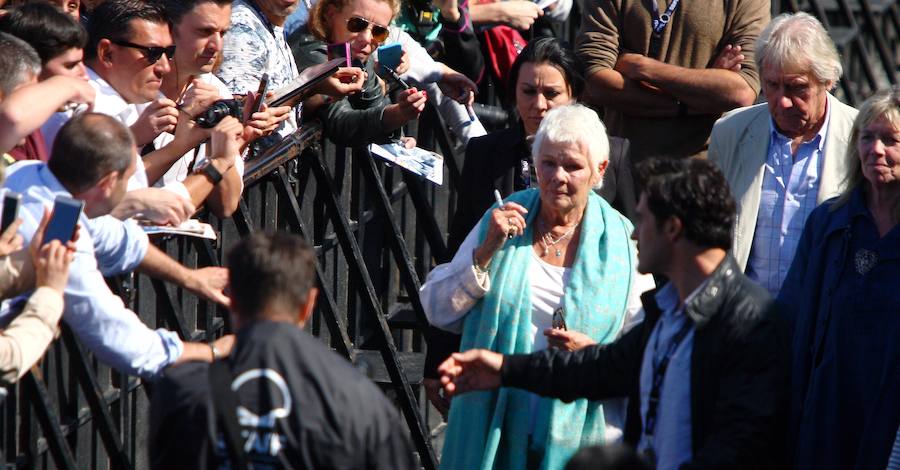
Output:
top-left (708, 12), bottom-right (858, 296)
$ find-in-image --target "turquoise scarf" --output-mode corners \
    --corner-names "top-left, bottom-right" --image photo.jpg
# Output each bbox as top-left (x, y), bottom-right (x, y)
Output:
top-left (440, 189), bottom-right (636, 470)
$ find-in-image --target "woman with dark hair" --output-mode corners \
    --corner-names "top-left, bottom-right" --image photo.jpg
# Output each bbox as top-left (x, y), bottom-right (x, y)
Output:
top-left (449, 37), bottom-right (635, 254)
top-left (778, 86), bottom-right (900, 469)
top-left (421, 38), bottom-right (636, 416)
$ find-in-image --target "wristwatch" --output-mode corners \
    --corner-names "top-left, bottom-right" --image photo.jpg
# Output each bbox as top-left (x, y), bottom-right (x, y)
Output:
top-left (195, 161), bottom-right (223, 185)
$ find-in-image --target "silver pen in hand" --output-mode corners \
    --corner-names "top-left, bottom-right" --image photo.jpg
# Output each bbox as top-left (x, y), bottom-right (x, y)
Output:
top-left (494, 190), bottom-right (514, 239)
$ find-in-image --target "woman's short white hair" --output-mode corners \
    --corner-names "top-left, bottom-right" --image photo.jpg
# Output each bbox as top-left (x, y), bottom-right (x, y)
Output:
top-left (756, 12), bottom-right (842, 87)
top-left (531, 104), bottom-right (610, 189)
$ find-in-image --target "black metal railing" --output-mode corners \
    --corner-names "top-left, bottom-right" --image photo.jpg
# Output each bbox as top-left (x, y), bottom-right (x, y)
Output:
top-left (2, 2), bottom-right (895, 467)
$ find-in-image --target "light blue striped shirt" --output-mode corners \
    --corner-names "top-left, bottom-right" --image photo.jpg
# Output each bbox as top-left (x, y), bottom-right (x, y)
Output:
top-left (747, 104), bottom-right (831, 296)
top-left (0, 162), bottom-right (183, 379)
top-left (638, 282), bottom-right (697, 470)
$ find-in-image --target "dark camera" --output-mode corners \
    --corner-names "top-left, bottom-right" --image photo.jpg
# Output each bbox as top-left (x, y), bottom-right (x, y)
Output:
top-left (194, 99), bottom-right (243, 128)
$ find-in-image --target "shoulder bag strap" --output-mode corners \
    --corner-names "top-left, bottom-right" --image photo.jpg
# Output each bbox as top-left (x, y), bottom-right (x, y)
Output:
top-left (208, 360), bottom-right (251, 470)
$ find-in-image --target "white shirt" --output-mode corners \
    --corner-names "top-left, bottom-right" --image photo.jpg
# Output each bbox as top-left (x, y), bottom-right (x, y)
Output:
top-left (149, 74), bottom-right (246, 199)
top-left (419, 219), bottom-right (654, 441)
top-left (41, 67), bottom-right (150, 190)
top-left (0, 161), bottom-right (183, 379)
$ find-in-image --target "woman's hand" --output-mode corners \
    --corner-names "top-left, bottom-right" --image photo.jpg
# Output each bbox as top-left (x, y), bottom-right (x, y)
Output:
top-left (438, 66), bottom-right (477, 106)
top-left (313, 67), bottom-right (366, 98)
top-left (0, 219), bottom-right (23, 257)
top-left (543, 328), bottom-right (596, 351)
top-left (473, 201), bottom-right (528, 268)
top-left (499, 1), bottom-right (543, 30)
top-left (396, 87), bottom-right (428, 121)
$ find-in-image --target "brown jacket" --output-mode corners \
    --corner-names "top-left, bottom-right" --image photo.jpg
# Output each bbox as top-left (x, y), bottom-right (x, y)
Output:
top-left (576, 0), bottom-right (770, 161)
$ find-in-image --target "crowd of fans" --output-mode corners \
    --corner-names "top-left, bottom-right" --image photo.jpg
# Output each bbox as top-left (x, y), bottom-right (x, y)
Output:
top-left (0, 0), bottom-right (897, 468)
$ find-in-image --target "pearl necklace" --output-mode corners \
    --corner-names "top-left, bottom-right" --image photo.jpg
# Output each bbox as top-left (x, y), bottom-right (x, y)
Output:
top-left (538, 218), bottom-right (579, 257)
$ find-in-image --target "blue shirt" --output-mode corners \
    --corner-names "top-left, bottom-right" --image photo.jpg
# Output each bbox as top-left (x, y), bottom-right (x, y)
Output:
top-left (283, 0), bottom-right (313, 36)
top-left (0, 162), bottom-right (183, 379)
top-left (747, 103), bottom-right (831, 296)
top-left (637, 282), bottom-right (696, 470)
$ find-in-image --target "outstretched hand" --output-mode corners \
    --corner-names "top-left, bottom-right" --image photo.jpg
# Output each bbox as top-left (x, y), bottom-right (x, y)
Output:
top-left (184, 266), bottom-right (230, 307)
top-left (438, 349), bottom-right (504, 397)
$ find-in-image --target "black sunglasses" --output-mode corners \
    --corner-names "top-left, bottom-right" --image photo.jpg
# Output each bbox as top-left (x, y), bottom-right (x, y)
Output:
top-left (345, 16), bottom-right (390, 44)
top-left (112, 40), bottom-right (175, 64)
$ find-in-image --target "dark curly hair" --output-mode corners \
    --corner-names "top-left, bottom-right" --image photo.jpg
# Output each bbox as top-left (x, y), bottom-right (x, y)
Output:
top-left (636, 158), bottom-right (735, 250)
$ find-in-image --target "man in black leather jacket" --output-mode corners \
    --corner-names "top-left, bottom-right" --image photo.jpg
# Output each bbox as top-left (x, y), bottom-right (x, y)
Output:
top-left (437, 158), bottom-right (789, 469)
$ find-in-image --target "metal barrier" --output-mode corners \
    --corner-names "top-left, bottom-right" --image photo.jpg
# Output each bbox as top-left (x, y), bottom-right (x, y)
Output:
top-left (0, 117), bottom-right (467, 469)
top-left (2, 3), bottom-right (895, 467)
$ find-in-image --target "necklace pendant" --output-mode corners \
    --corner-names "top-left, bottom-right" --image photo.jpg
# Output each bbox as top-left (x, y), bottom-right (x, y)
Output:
top-left (555, 248), bottom-right (562, 257)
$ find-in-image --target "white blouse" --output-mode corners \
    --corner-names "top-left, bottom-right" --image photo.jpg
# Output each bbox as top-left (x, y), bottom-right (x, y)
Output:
top-left (420, 221), bottom-right (656, 442)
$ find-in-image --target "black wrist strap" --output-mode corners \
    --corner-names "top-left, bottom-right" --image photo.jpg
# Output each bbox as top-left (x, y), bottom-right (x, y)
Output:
top-left (208, 361), bottom-right (251, 470)
top-left (201, 162), bottom-right (224, 185)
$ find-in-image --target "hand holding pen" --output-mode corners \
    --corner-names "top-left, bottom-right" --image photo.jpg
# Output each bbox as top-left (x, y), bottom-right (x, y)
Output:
top-left (473, 190), bottom-right (529, 269)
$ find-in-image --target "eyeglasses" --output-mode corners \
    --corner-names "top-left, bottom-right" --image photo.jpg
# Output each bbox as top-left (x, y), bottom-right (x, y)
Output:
top-left (111, 40), bottom-right (175, 64)
top-left (345, 16), bottom-right (390, 44)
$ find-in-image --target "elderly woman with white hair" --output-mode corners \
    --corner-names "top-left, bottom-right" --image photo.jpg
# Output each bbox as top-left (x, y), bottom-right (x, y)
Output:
top-left (421, 103), bottom-right (653, 469)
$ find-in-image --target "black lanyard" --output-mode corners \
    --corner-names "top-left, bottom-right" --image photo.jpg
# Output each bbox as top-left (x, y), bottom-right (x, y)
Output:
top-left (647, 0), bottom-right (681, 59)
top-left (644, 319), bottom-right (693, 438)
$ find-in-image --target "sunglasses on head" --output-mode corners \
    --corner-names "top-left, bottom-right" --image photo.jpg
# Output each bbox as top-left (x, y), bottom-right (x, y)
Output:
top-left (111, 40), bottom-right (175, 64)
top-left (345, 16), bottom-right (390, 44)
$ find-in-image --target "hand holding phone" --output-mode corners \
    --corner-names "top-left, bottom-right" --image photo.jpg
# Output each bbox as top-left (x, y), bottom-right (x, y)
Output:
top-left (252, 73), bottom-right (270, 114)
top-left (376, 43), bottom-right (403, 74)
top-left (327, 42), bottom-right (352, 67)
top-left (43, 196), bottom-right (84, 246)
top-left (2, 192), bottom-right (22, 234)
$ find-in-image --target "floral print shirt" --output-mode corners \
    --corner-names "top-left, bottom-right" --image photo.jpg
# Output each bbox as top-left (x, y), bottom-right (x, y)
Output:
top-left (217, 0), bottom-right (300, 141)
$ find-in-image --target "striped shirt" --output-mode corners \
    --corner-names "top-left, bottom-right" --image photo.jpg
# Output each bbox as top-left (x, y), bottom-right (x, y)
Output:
top-left (747, 103), bottom-right (831, 296)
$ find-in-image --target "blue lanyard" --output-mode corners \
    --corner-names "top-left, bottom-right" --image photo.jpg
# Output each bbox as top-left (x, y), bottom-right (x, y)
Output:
top-left (650, 0), bottom-right (681, 36)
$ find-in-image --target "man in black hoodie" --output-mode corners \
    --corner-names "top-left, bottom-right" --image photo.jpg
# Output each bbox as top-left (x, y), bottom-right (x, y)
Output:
top-left (149, 232), bottom-right (417, 469)
top-left (438, 158), bottom-right (789, 469)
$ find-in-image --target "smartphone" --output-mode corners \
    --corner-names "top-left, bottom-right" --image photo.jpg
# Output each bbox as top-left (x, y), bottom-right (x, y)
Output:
top-left (251, 73), bottom-right (269, 114)
top-left (327, 42), bottom-right (351, 67)
top-left (43, 196), bottom-right (84, 246)
top-left (1, 192), bottom-right (22, 234)
top-left (552, 307), bottom-right (567, 331)
top-left (377, 43), bottom-right (402, 73)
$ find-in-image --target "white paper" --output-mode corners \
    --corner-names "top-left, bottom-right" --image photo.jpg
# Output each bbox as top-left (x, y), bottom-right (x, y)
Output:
top-left (369, 143), bottom-right (444, 185)
top-left (141, 219), bottom-right (217, 240)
